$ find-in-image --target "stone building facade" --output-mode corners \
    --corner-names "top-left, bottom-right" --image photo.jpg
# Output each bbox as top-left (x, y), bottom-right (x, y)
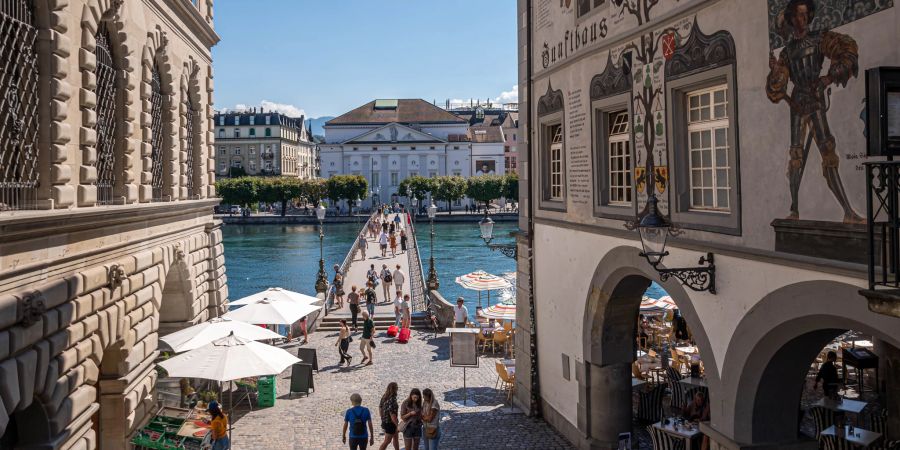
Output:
top-left (515, 0), bottom-right (900, 448)
top-left (0, 0), bottom-right (226, 449)
top-left (213, 110), bottom-right (318, 179)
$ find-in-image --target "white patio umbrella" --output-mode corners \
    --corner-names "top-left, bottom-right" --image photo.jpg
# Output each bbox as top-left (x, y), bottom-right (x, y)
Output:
top-left (481, 302), bottom-right (516, 320)
top-left (223, 298), bottom-right (322, 325)
top-left (229, 287), bottom-right (321, 306)
top-left (160, 317), bottom-right (284, 353)
top-left (157, 333), bottom-right (301, 382)
top-left (455, 270), bottom-right (513, 306)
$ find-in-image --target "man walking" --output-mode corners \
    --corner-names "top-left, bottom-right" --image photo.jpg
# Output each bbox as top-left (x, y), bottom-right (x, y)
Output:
top-left (393, 290), bottom-right (403, 328)
top-left (379, 230), bottom-right (388, 257)
top-left (380, 264), bottom-right (393, 302)
top-left (357, 233), bottom-right (368, 261)
top-left (453, 297), bottom-right (468, 329)
top-left (360, 311), bottom-right (375, 366)
top-left (392, 264), bottom-right (406, 298)
top-left (342, 393), bottom-right (374, 450)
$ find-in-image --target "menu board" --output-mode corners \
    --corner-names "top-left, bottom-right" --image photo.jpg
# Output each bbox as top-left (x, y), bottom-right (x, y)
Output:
top-left (449, 329), bottom-right (479, 368)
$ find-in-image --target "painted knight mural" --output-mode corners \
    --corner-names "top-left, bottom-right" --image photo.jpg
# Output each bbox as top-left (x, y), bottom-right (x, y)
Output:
top-left (766, 0), bottom-right (870, 223)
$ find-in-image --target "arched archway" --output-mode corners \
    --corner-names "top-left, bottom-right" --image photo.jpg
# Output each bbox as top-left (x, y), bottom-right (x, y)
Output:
top-left (158, 245), bottom-right (197, 333)
top-left (0, 399), bottom-right (54, 449)
top-left (721, 280), bottom-right (900, 445)
top-left (579, 246), bottom-right (718, 447)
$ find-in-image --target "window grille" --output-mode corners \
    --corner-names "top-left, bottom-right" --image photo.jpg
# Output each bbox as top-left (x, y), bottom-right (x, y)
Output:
top-left (0, 0), bottom-right (39, 210)
top-left (150, 66), bottom-right (165, 200)
top-left (184, 95), bottom-right (197, 197)
top-left (687, 85), bottom-right (730, 211)
top-left (94, 24), bottom-right (118, 205)
top-left (549, 124), bottom-right (563, 200)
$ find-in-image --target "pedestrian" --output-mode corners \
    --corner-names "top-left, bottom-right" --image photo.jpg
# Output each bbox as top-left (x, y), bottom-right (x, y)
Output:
top-left (465, 204), bottom-right (469, 214)
top-left (399, 388), bottom-right (423, 449)
top-left (342, 393), bottom-right (374, 450)
top-left (453, 297), bottom-right (468, 328)
top-left (360, 311), bottom-right (375, 366)
top-left (814, 351), bottom-right (840, 397)
top-left (393, 213), bottom-right (401, 229)
top-left (400, 294), bottom-right (411, 329)
top-left (357, 233), bottom-right (368, 261)
top-left (380, 264), bottom-right (393, 301)
top-left (378, 383), bottom-right (400, 450)
top-left (336, 319), bottom-right (352, 366)
top-left (348, 286), bottom-right (361, 331)
top-left (206, 401), bottom-right (230, 450)
top-left (367, 264), bottom-right (379, 288)
top-left (421, 388), bottom-right (441, 450)
top-left (299, 316), bottom-right (308, 345)
top-left (333, 272), bottom-right (346, 310)
top-left (382, 221), bottom-right (388, 233)
top-left (393, 290), bottom-right (403, 329)
top-left (389, 222), bottom-right (395, 235)
top-left (379, 230), bottom-right (388, 257)
top-left (399, 230), bottom-right (408, 252)
top-left (392, 265), bottom-right (406, 298)
top-left (389, 232), bottom-right (397, 256)
top-left (365, 282), bottom-right (377, 318)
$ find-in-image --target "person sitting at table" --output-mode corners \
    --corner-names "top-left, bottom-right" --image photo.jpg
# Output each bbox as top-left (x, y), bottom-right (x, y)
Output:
top-left (475, 306), bottom-right (487, 325)
top-left (682, 390), bottom-right (710, 422)
top-left (673, 310), bottom-right (690, 342)
top-left (814, 351), bottom-right (840, 397)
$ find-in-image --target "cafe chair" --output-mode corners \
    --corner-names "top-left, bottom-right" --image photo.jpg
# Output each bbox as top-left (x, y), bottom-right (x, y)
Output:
top-left (637, 384), bottom-right (666, 423)
top-left (478, 330), bottom-right (493, 353)
top-left (647, 425), bottom-right (686, 450)
top-left (666, 366), bottom-right (688, 410)
top-left (493, 331), bottom-right (510, 355)
top-left (496, 363), bottom-right (516, 402)
top-left (808, 406), bottom-right (835, 439)
top-left (632, 361), bottom-right (647, 382)
top-left (820, 434), bottom-right (853, 450)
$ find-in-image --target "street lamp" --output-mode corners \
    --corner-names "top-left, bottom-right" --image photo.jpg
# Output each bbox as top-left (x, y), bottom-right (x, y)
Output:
top-left (426, 201), bottom-right (440, 292)
top-left (634, 194), bottom-right (716, 294)
top-left (478, 212), bottom-right (517, 258)
top-left (314, 204), bottom-right (328, 296)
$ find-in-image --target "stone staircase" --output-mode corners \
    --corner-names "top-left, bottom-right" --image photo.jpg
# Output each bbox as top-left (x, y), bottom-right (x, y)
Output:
top-left (316, 312), bottom-right (432, 332)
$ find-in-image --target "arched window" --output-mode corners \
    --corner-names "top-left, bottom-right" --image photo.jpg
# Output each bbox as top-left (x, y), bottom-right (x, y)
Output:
top-left (183, 94), bottom-right (197, 197)
top-left (94, 23), bottom-right (118, 204)
top-left (0, 0), bottom-right (39, 210)
top-left (150, 65), bottom-right (165, 200)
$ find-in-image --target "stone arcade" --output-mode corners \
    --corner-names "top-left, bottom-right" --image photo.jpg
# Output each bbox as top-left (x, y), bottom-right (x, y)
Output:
top-left (0, 0), bottom-right (225, 449)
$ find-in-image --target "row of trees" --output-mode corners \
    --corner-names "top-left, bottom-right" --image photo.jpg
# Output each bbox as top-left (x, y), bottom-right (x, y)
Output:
top-left (398, 174), bottom-right (518, 214)
top-left (215, 175), bottom-right (368, 216)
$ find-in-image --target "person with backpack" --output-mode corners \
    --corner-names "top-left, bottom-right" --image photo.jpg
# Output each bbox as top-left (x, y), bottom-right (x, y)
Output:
top-left (380, 264), bottom-right (393, 301)
top-left (365, 282), bottom-right (378, 317)
top-left (392, 265), bottom-right (406, 298)
top-left (366, 264), bottom-right (379, 289)
top-left (342, 393), bottom-right (374, 450)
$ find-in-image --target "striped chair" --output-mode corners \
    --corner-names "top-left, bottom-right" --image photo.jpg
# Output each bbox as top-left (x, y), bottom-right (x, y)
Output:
top-left (820, 434), bottom-right (853, 450)
top-left (637, 384), bottom-right (666, 423)
top-left (870, 409), bottom-right (896, 450)
top-left (666, 366), bottom-right (687, 411)
top-left (648, 425), bottom-right (686, 450)
top-left (808, 406), bottom-right (835, 439)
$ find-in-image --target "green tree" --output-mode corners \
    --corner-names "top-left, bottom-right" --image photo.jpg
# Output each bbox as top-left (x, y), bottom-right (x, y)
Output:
top-left (258, 177), bottom-right (305, 216)
top-left (216, 177), bottom-right (258, 208)
top-left (304, 178), bottom-right (328, 207)
top-left (502, 173), bottom-right (519, 204)
top-left (325, 174), bottom-right (369, 215)
top-left (466, 175), bottom-right (504, 211)
top-left (432, 176), bottom-right (468, 214)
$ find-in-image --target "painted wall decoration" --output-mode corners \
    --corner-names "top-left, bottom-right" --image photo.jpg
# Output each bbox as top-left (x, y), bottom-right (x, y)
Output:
top-left (767, 0), bottom-right (893, 50)
top-left (765, 0), bottom-right (867, 223)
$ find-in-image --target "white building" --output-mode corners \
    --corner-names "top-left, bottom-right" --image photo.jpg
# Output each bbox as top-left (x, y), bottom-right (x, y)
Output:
top-left (213, 110), bottom-right (317, 179)
top-left (321, 99), bottom-right (478, 208)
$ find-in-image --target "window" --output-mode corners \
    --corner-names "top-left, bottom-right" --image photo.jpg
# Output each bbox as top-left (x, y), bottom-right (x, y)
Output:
top-left (218, 128), bottom-right (224, 138)
top-left (409, 171), bottom-right (418, 178)
top-left (430, 146), bottom-right (435, 150)
top-left (265, 128), bottom-right (271, 137)
top-left (576, 0), bottom-right (605, 19)
top-left (686, 85), bottom-right (730, 211)
top-left (234, 147), bottom-right (241, 155)
top-left (513, 135), bottom-right (516, 141)
top-left (353, 147), bottom-right (358, 151)
top-left (234, 128), bottom-right (240, 138)
top-left (390, 172), bottom-right (399, 186)
top-left (372, 147), bottom-right (377, 151)
top-left (249, 116), bottom-right (255, 125)
top-left (372, 172), bottom-right (380, 187)
top-left (219, 116), bottom-right (225, 126)
top-left (429, 171), bottom-right (437, 178)
top-left (452, 171), bottom-right (461, 177)
top-left (410, 146), bottom-right (416, 150)
top-left (93, 24), bottom-right (118, 204)
top-left (392, 146), bottom-right (397, 150)
top-left (265, 115), bottom-right (271, 125)
top-left (548, 124), bottom-right (563, 201)
top-left (219, 146), bottom-right (226, 155)
top-left (250, 146), bottom-right (256, 154)
top-left (249, 128), bottom-right (256, 136)
top-left (453, 146), bottom-right (459, 150)
top-left (608, 111), bottom-right (632, 205)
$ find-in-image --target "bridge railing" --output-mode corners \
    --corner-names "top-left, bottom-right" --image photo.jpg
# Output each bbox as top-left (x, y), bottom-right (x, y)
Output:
top-left (406, 216), bottom-right (428, 312)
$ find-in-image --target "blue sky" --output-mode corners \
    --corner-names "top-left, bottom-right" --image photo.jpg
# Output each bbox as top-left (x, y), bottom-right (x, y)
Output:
top-left (212, 1), bottom-right (518, 119)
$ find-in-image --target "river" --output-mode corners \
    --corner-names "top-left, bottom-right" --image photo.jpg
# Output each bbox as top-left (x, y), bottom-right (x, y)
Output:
top-left (221, 218), bottom-right (666, 316)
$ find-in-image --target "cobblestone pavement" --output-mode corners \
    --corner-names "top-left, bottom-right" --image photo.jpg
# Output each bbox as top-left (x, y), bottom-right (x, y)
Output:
top-left (228, 328), bottom-right (573, 449)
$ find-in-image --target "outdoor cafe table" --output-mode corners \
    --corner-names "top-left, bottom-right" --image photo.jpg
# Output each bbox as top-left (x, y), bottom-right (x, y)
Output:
top-left (679, 377), bottom-right (708, 388)
top-left (814, 397), bottom-right (867, 414)
top-left (653, 421), bottom-right (701, 450)
top-left (676, 346), bottom-right (698, 354)
top-left (821, 425), bottom-right (882, 448)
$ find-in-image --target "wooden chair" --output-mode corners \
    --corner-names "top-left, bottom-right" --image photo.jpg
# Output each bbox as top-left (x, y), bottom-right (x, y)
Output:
top-left (495, 361), bottom-right (505, 389)
top-left (493, 331), bottom-right (510, 355)
top-left (497, 363), bottom-right (516, 402)
top-left (808, 406), bottom-right (835, 439)
top-left (647, 425), bottom-right (686, 450)
top-left (636, 384), bottom-right (666, 423)
top-left (632, 361), bottom-right (647, 381)
top-left (478, 330), bottom-right (494, 353)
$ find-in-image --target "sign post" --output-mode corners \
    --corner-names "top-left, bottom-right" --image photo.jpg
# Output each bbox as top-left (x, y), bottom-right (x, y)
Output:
top-left (447, 328), bottom-right (479, 407)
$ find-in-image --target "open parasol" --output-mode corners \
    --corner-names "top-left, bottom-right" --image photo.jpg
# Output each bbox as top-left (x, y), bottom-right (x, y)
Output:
top-left (455, 270), bottom-right (513, 306)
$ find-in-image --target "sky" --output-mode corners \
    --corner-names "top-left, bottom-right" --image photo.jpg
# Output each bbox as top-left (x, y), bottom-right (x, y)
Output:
top-left (212, 1), bottom-right (519, 120)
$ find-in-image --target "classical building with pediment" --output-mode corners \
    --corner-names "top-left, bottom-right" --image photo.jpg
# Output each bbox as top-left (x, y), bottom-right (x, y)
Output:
top-left (320, 99), bottom-right (510, 209)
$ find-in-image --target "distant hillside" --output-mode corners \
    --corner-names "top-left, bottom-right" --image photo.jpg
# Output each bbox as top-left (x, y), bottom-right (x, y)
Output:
top-left (306, 116), bottom-right (334, 137)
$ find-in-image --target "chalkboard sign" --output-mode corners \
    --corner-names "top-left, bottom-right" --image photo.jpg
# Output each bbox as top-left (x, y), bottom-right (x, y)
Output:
top-left (448, 329), bottom-right (479, 368)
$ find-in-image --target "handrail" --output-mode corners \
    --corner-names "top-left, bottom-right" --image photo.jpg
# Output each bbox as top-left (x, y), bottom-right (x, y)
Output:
top-left (326, 212), bottom-right (378, 310)
top-left (406, 215), bottom-right (428, 312)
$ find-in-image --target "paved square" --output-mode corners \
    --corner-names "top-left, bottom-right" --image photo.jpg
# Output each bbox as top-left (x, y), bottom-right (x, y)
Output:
top-left (228, 328), bottom-right (573, 449)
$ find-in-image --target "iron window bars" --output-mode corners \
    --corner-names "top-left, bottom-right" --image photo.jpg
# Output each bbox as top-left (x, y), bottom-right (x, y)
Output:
top-left (94, 24), bottom-right (118, 205)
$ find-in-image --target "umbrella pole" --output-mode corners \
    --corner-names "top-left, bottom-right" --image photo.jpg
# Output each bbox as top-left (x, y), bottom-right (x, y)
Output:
top-left (478, 291), bottom-right (481, 307)
top-left (229, 380), bottom-right (234, 446)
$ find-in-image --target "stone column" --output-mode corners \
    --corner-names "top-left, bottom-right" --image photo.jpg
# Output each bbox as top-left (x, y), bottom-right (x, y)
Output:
top-left (875, 338), bottom-right (900, 439)
top-left (585, 362), bottom-right (631, 449)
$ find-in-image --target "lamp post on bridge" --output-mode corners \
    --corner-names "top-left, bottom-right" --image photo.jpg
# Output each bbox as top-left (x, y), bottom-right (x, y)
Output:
top-left (426, 201), bottom-right (439, 293)
top-left (314, 204), bottom-right (328, 296)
